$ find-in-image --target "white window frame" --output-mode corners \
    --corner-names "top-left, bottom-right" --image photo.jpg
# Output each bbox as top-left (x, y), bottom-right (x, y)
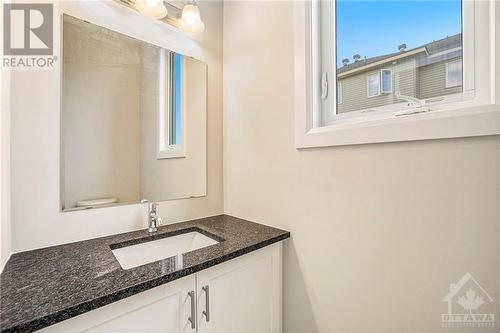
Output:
top-left (380, 69), bottom-right (393, 93)
top-left (294, 0), bottom-right (500, 148)
top-left (157, 49), bottom-right (187, 159)
top-left (445, 59), bottom-right (463, 88)
top-left (367, 73), bottom-right (381, 97)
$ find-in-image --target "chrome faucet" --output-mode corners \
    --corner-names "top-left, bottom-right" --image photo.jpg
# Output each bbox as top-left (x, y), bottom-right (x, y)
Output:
top-left (142, 200), bottom-right (163, 234)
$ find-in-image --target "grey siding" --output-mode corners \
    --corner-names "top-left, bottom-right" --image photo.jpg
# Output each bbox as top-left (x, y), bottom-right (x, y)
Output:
top-left (334, 56), bottom-right (463, 117)
top-left (418, 57), bottom-right (462, 99)
top-left (337, 57), bottom-right (417, 114)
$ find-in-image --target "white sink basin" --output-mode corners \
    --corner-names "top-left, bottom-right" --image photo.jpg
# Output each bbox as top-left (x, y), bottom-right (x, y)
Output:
top-left (112, 231), bottom-right (219, 269)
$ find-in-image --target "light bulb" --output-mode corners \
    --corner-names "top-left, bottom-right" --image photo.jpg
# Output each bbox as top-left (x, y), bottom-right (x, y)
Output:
top-left (135, 0), bottom-right (167, 19)
top-left (179, 2), bottom-right (205, 33)
top-left (184, 16), bottom-right (197, 25)
top-left (145, 0), bottom-right (160, 7)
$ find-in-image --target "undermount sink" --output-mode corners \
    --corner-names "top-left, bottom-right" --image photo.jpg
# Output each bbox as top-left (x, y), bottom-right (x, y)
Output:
top-left (112, 231), bottom-right (219, 269)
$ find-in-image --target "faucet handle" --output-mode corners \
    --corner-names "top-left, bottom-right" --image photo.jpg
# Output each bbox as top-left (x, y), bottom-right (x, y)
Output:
top-left (156, 217), bottom-right (163, 226)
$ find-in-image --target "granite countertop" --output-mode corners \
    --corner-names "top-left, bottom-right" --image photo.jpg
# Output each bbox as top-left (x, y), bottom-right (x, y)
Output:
top-left (0, 215), bottom-right (290, 333)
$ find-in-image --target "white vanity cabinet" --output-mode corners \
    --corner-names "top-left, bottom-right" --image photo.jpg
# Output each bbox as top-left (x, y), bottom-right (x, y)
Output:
top-left (196, 243), bottom-right (282, 333)
top-left (39, 243), bottom-right (282, 333)
top-left (39, 275), bottom-right (197, 333)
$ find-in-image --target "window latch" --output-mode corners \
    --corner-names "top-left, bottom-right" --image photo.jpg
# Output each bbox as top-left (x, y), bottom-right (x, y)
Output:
top-left (394, 91), bottom-right (430, 116)
top-left (321, 72), bottom-right (328, 99)
top-left (395, 107), bottom-right (430, 116)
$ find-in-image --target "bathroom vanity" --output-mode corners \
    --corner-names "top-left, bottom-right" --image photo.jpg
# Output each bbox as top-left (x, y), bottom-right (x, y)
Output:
top-left (0, 215), bottom-right (289, 333)
top-left (0, 5), bottom-right (290, 333)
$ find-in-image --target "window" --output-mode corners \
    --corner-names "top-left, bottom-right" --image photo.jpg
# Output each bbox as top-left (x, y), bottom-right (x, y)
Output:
top-left (294, 0), bottom-right (499, 148)
top-left (312, 0), bottom-right (472, 124)
top-left (367, 73), bottom-right (380, 97)
top-left (381, 69), bottom-right (393, 93)
top-left (367, 70), bottom-right (391, 97)
top-left (169, 52), bottom-right (183, 145)
top-left (157, 49), bottom-right (185, 159)
top-left (445, 59), bottom-right (462, 88)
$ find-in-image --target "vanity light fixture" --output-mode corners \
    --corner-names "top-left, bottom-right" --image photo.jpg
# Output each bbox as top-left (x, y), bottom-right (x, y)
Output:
top-left (117, 0), bottom-right (205, 34)
top-left (135, 0), bottom-right (168, 19)
top-left (179, 0), bottom-right (205, 34)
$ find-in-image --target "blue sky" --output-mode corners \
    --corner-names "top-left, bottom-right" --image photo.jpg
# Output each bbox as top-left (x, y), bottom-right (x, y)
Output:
top-left (336, 0), bottom-right (462, 67)
top-left (175, 53), bottom-right (182, 144)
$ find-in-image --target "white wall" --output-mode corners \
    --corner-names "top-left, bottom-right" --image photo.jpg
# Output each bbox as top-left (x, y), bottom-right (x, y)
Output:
top-left (223, 2), bottom-right (500, 332)
top-left (10, 0), bottom-right (223, 252)
top-left (496, 0), bottom-right (500, 105)
top-left (1, 0), bottom-right (12, 271)
top-left (1, 69), bottom-right (11, 272)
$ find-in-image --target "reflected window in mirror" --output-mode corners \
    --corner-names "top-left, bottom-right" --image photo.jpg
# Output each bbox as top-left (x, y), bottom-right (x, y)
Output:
top-left (172, 53), bottom-right (182, 145)
top-left (158, 50), bottom-right (185, 159)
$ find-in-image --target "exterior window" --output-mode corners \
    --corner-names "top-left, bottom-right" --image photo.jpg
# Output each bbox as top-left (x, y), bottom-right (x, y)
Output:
top-left (367, 73), bottom-right (380, 97)
top-left (381, 69), bottom-right (393, 93)
top-left (310, 0), bottom-right (471, 126)
top-left (446, 60), bottom-right (462, 88)
top-left (295, 0), bottom-right (498, 148)
top-left (337, 82), bottom-right (342, 104)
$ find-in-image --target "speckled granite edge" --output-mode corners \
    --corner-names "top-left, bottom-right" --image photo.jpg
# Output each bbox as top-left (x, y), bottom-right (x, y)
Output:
top-left (0, 215), bottom-right (289, 333)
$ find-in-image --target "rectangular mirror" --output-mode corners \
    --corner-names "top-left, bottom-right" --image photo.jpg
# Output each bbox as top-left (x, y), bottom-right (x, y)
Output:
top-left (61, 14), bottom-right (207, 211)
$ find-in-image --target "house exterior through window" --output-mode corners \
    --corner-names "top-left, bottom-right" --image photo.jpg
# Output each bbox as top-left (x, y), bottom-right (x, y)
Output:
top-left (337, 34), bottom-right (463, 115)
top-left (445, 59), bottom-right (463, 88)
top-left (337, 82), bottom-right (342, 104)
top-left (367, 73), bottom-right (380, 97)
top-left (380, 69), bottom-right (393, 93)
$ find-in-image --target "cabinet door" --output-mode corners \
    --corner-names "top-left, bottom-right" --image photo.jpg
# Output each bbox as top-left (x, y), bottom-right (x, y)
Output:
top-left (196, 243), bottom-right (282, 333)
top-left (40, 275), bottom-right (196, 333)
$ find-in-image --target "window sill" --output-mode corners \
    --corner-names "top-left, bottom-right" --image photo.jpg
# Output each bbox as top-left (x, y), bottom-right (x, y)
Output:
top-left (295, 104), bottom-right (500, 148)
top-left (157, 146), bottom-right (186, 159)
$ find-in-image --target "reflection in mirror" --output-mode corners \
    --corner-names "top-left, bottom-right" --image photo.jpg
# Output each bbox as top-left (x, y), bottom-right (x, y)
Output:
top-left (61, 15), bottom-right (207, 211)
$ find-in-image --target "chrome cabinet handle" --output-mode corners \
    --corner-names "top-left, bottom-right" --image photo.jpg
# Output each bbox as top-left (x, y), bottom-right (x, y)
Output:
top-left (202, 285), bottom-right (210, 322)
top-left (188, 291), bottom-right (195, 329)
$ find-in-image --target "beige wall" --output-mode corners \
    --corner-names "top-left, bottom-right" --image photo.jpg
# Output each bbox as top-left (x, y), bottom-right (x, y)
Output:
top-left (9, 0), bottom-right (223, 252)
top-left (223, 2), bottom-right (500, 332)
